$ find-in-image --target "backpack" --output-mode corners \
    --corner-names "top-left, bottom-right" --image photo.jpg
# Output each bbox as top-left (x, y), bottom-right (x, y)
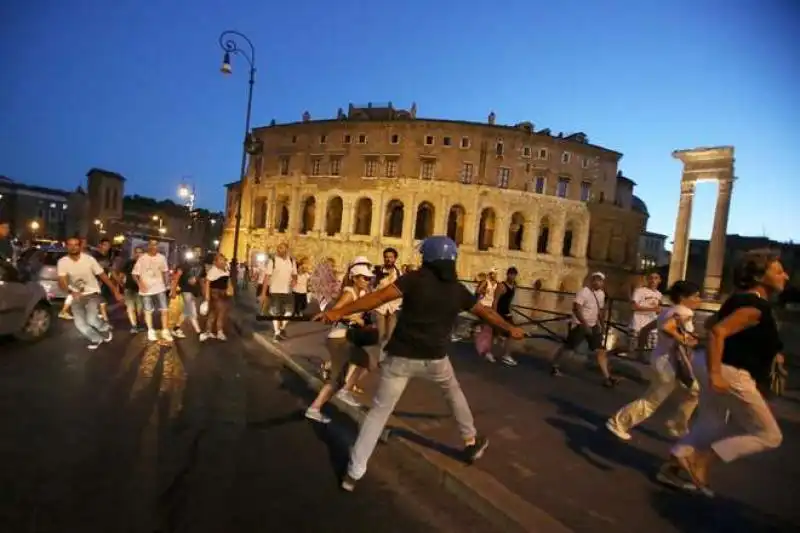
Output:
top-left (271, 255), bottom-right (297, 272)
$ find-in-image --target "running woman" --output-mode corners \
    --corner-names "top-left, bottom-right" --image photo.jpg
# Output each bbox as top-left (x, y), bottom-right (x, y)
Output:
top-left (315, 236), bottom-right (525, 492)
top-left (606, 280), bottom-right (702, 442)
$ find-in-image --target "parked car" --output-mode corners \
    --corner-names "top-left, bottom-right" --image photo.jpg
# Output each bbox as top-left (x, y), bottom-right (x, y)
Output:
top-left (17, 245), bottom-right (69, 300)
top-left (0, 260), bottom-right (54, 341)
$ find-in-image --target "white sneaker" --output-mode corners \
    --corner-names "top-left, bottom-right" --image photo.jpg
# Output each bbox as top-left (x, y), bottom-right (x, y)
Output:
top-left (103, 331), bottom-right (113, 343)
top-left (500, 355), bottom-right (518, 366)
top-left (161, 329), bottom-right (174, 343)
top-left (88, 342), bottom-right (101, 350)
top-left (606, 419), bottom-right (632, 441)
top-left (335, 390), bottom-right (361, 408)
top-left (304, 407), bottom-right (331, 424)
top-left (216, 331), bottom-right (227, 341)
top-left (199, 332), bottom-right (215, 342)
top-left (172, 328), bottom-right (186, 339)
top-left (147, 329), bottom-right (158, 342)
top-left (484, 353), bottom-right (496, 363)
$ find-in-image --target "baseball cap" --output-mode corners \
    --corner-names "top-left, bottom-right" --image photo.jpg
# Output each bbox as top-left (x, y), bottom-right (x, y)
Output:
top-left (590, 271), bottom-right (606, 280)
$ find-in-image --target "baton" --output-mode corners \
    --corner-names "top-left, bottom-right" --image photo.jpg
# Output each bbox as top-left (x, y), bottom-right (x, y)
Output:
top-left (255, 314), bottom-right (317, 322)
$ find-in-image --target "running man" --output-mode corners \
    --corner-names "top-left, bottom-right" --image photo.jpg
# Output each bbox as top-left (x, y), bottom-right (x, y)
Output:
top-left (315, 235), bottom-right (525, 491)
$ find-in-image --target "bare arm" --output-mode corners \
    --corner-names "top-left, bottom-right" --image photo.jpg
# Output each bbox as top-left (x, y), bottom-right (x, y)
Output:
top-left (572, 302), bottom-right (587, 327)
top-left (58, 275), bottom-right (72, 295)
top-left (706, 307), bottom-right (761, 376)
top-left (171, 268), bottom-right (183, 295)
top-left (471, 303), bottom-right (516, 334)
top-left (97, 272), bottom-right (121, 298)
top-left (323, 285), bottom-right (402, 318)
top-left (203, 278), bottom-right (211, 301)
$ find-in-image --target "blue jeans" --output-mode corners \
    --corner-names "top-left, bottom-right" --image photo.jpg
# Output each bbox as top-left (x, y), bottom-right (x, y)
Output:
top-left (182, 292), bottom-right (198, 319)
top-left (72, 293), bottom-right (110, 344)
top-left (347, 355), bottom-right (477, 480)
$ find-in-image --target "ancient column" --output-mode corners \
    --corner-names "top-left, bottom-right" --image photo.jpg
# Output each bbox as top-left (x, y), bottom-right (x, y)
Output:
top-left (288, 186), bottom-right (301, 235)
top-left (313, 192), bottom-right (326, 233)
top-left (667, 180), bottom-right (695, 285)
top-left (341, 198), bottom-right (354, 237)
top-left (547, 211), bottom-right (567, 255)
top-left (495, 213), bottom-right (509, 251)
top-left (402, 193), bottom-right (417, 250)
top-left (703, 178), bottom-right (734, 299)
top-left (575, 218), bottom-right (591, 259)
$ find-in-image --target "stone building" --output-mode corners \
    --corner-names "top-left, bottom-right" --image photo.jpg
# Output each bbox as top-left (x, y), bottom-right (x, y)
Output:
top-left (220, 103), bottom-right (646, 297)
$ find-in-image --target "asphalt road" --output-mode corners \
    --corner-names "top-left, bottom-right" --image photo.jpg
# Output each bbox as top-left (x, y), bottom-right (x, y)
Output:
top-left (0, 320), bottom-right (499, 533)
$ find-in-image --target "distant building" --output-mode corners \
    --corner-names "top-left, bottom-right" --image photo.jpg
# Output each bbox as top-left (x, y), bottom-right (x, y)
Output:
top-left (686, 234), bottom-right (800, 296)
top-left (638, 231), bottom-right (670, 271)
top-left (0, 175), bottom-right (87, 241)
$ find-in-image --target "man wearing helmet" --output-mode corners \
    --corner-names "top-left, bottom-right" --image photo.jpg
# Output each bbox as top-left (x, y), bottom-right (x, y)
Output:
top-left (315, 235), bottom-right (525, 492)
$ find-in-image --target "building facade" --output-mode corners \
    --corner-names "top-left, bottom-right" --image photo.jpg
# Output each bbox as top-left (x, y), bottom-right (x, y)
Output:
top-left (638, 231), bottom-right (670, 271)
top-left (0, 175), bottom-right (88, 241)
top-left (220, 103), bottom-right (646, 296)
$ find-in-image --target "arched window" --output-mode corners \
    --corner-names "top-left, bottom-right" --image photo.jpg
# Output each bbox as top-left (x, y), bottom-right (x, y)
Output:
top-left (562, 221), bottom-right (575, 256)
top-left (537, 216), bottom-right (550, 253)
top-left (508, 212), bottom-right (525, 251)
top-left (478, 208), bottom-right (496, 250)
top-left (446, 205), bottom-right (466, 245)
top-left (275, 196), bottom-right (290, 233)
top-left (353, 197), bottom-right (373, 235)
top-left (325, 196), bottom-right (343, 236)
top-left (414, 202), bottom-right (435, 240)
top-left (384, 200), bottom-right (404, 237)
top-left (300, 196), bottom-right (315, 234)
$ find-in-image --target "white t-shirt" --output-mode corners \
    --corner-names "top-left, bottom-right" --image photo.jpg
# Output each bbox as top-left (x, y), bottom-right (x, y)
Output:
top-left (631, 287), bottom-right (662, 331)
top-left (479, 280), bottom-right (497, 307)
top-left (294, 272), bottom-right (310, 294)
top-left (652, 305), bottom-right (695, 362)
top-left (57, 253), bottom-right (104, 295)
top-left (265, 255), bottom-right (297, 295)
top-left (375, 266), bottom-right (402, 315)
top-left (132, 253), bottom-right (169, 296)
top-left (573, 286), bottom-right (605, 327)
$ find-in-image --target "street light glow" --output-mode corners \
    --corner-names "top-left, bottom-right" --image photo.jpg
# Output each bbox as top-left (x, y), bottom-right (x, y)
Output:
top-left (213, 239), bottom-right (220, 247)
top-left (178, 185), bottom-right (190, 198)
top-left (94, 219), bottom-right (101, 226)
top-left (185, 251), bottom-right (195, 260)
top-left (158, 227), bottom-right (167, 235)
top-left (220, 51), bottom-right (232, 74)
top-left (30, 221), bottom-right (40, 231)
top-left (152, 215), bottom-right (159, 221)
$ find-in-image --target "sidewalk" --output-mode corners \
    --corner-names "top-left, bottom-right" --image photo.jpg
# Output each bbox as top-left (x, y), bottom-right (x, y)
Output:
top-left (230, 297), bottom-right (800, 533)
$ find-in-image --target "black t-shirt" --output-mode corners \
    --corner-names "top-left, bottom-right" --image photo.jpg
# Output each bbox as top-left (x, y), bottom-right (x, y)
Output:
top-left (385, 268), bottom-right (477, 360)
top-left (0, 238), bottom-right (13, 262)
top-left (92, 250), bottom-right (114, 274)
top-left (122, 259), bottom-right (139, 291)
top-left (718, 292), bottom-right (782, 384)
top-left (177, 261), bottom-right (205, 295)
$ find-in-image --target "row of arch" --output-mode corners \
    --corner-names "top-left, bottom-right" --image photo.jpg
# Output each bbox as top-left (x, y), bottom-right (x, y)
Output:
top-left (252, 195), bottom-right (583, 256)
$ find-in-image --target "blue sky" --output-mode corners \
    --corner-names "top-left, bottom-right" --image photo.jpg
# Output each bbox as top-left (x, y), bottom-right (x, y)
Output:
top-left (2, 0), bottom-right (798, 245)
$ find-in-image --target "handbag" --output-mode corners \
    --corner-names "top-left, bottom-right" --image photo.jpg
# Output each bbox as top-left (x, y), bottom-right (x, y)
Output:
top-left (346, 322), bottom-right (379, 347)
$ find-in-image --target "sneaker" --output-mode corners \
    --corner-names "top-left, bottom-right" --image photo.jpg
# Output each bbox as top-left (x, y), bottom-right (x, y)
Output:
top-left (161, 329), bottom-right (174, 343)
top-left (606, 419), bottom-right (632, 441)
top-left (335, 390), bottom-right (361, 408)
top-left (550, 366), bottom-right (563, 377)
top-left (464, 435), bottom-right (489, 464)
top-left (603, 377), bottom-right (621, 388)
top-left (147, 329), bottom-right (158, 342)
top-left (129, 326), bottom-right (139, 334)
top-left (500, 355), bottom-right (518, 366)
top-left (199, 332), bottom-right (214, 342)
top-left (216, 331), bottom-right (227, 341)
top-left (103, 331), bottom-right (113, 343)
top-left (172, 328), bottom-right (186, 339)
top-left (340, 474), bottom-right (357, 492)
top-left (656, 463), bottom-right (696, 491)
top-left (304, 407), bottom-right (331, 424)
top-left (277, 330), bottom-right (288, 341)
top-left (665, 420), bottom-right (686, 438)
top-left (484, 353), bottom-right (496, 363)
top-left (88, 342), bottom-right (102, 350)
top-left (59, 311), bottom-right (73, 320)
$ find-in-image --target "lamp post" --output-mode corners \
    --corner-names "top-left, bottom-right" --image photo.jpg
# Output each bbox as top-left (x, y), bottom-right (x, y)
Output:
top-left (218, 29), bottom-right (260, 294)
top-left (178, 182), bottom-right (196, 213)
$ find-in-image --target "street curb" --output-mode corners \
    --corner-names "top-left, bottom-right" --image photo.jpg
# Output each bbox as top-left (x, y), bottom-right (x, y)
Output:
top-left (230, 308), bottom-right (573, 533)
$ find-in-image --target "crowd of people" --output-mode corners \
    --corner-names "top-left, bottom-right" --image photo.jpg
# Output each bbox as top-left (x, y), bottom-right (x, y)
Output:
top-left (255, 237), bottom-right (789, 498)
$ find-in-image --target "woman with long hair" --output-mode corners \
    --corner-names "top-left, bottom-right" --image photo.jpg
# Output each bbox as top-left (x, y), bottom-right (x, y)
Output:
top-left (305, 256), bottom-right (377, 423)
top-left (660, 249), bottom-right (787, 496)
top-left (474, 269), bottom-right (498, 362)
top-left (606, 280), bottom-right (702, 442)
top-left (199, 253), bottom-right (233, 342)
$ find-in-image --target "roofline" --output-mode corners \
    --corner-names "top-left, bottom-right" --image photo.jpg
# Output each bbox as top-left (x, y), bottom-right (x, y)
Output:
top-left (224, 181), bottom-right (240, 189)
top-left (253, 117), bottom-right (623, 159)
top-left (86, 168), bottom-right (126, 182)
top-left (642, 231), bottom-right (667, 239)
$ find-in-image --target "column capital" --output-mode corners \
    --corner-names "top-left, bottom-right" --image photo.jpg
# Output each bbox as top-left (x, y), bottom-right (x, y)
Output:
top-left (680, 181), bottom-right (696, 195)
top-left (718, 178), bottom-right (734, 195)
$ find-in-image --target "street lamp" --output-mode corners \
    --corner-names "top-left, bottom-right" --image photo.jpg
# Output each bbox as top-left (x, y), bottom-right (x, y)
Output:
top-left (94, 219), bottom-right (106, 235)
top-left (213, 239), bottom-right (220, 248)
top-left (152, 215), bottom-right (167, 235)
top-left (178, 182), bottom-right (196, 213)
top-left (218, 29), bottom-right (259, 294)
top-left (30, 220), bottom-right (40, 232)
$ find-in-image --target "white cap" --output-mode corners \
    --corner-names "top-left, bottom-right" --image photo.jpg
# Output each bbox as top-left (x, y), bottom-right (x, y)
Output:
top-left (590, 271), bottom-right (606, 280)
top-left (349, 256), bottom-right (374, 278)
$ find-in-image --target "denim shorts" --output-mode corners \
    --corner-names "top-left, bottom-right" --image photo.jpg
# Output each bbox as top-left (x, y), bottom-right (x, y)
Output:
top-left (141, 291), bottom-right (168, 313)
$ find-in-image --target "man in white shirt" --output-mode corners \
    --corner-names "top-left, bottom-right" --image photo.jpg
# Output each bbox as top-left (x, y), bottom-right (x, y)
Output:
top-left (57, 236), bottom-right (122, 350)
top-left (132, 239), bottom-right (173, 342)
top-left (550, 272), bottom-right (619, 387)
top-left (373, 247), bottom-right (402, 358)
top-left (629, 271), bottom-right (662, 359)
top-left (258, 242), bottom-right (297, 341)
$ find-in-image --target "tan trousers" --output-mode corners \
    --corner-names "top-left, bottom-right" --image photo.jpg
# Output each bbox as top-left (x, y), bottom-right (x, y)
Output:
top-left (672, 359), bottom-right (783, 463)
top-left (610, 353), bottom-right (699, 433)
